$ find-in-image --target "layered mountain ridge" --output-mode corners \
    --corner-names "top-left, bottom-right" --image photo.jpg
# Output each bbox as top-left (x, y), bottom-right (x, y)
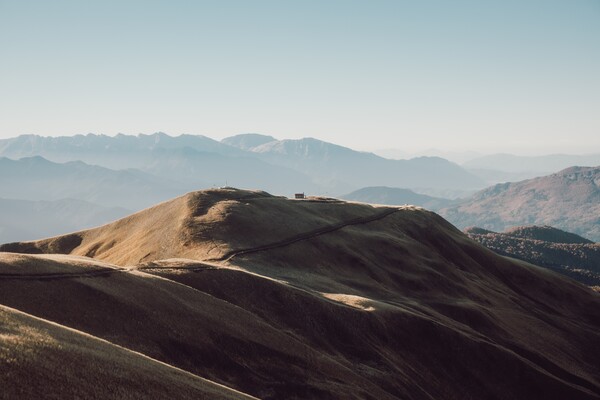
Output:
top-left (440, 166), bottom-right (600, 241)
top-left (0, 132), bottom-right (485, 197)
top-left (340, 186), bottom-right (454, 210)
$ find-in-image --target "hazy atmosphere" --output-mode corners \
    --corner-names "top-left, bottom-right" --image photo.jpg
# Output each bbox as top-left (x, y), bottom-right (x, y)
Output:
top-left (1, 0), bottom-right (599, 153)
top-left (2, 2), bottom-right (600, 399)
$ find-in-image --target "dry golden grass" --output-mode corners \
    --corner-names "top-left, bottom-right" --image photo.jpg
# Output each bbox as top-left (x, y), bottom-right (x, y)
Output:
top-left (0, 252), bottom-right (394, 400)
top-left (0, 252), bottom-right (121, 275)
top-left (0, 304), bottom-right (255, 400)
top-left (2, 188), bottom-right (400, 266)
top-left (2, 188), bottom-right (600, 399)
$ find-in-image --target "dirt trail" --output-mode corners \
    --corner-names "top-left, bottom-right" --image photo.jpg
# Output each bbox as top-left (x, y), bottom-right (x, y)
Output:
top-left (208, 207), bottom-right (399, 262)
top-left (0, 207), bottom-right (399, 280)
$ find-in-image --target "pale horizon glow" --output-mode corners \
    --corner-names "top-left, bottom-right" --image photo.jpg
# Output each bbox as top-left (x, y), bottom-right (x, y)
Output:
top-left (1, 0), bottom-right (599, 155)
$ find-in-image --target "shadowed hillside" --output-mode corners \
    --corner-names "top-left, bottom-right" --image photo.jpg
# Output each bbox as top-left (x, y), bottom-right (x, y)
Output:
top-left (2, 188), bottom-right (600, 399)
top-left (0, 303), bottom-right (254, 400)
top-left (465, 226), bottom-right (600, 287)
top-left (0, 252), bottom-right (397, 400)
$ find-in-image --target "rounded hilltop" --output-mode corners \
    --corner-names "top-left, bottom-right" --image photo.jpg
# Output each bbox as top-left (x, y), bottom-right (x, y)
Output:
top-left (1, 187), bottom-right (600, 399)
top-left (0, 187), bottom-right (413, 266)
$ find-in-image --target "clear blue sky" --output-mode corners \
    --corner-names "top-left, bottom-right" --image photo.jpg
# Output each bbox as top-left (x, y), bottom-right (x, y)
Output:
top-left (1, 0), bottom-right (599, 154)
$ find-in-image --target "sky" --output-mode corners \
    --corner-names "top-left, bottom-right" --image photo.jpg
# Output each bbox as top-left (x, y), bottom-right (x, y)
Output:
top-left (1, 0), bottom-right (599, 155)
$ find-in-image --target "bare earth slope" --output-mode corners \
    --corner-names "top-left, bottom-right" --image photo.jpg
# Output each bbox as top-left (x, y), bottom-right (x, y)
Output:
top-left (440, 166), bottom-right (600, 241)
top-left (2, 188), bottom-right (600, 399)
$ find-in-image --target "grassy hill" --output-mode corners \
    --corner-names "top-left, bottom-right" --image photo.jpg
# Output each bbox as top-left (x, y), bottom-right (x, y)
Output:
top-left (0, 302), bottom-right (253, 400)
top-left (2, 188), bottom-right (600, 399)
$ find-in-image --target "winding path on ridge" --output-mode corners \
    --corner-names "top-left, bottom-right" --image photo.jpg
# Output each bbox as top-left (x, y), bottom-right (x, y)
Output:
top-left (206, 207), bottom-right (399, 262)
top-left (0, 206), bottom-right (400, 280)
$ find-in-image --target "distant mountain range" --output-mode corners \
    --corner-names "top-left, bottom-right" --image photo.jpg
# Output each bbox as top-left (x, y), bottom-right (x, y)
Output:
top-left (463, 153), bottom-right (600, 174)
top-left (463, 168), bottom-right (546, 185)
top-left (462, 153), bottom-right (600, 185)
top-left (0, 133), bottom-right (491, 242)
top-left (2, 133), bottom-right (599, 244)
top-left (375, 150), bottom-right (600, 185)
top-left (342, 167), bottom-right (600, 243)
top-left (0, 132), bottom-right (245, 169)
top-left (465, 225), bottom-right (600, 287)
top-left (373, 148), bottom-right (482, 164)
top-left (440, 166), bottom-right (600, 241)
top-left (143, 147), bottom-right (320, 195)
top-left (0, 133), bottom-right (485, 198)
top-left (221, 133), bottom-right (277, 150)
top-left (0, 156), bottom-right (186, 210)
top-left (224, 135), bottom-right (484, 196)
top-left (0, 197), bottom-right (130, 243)
top-left (340, 186), bottom-right (454, 210)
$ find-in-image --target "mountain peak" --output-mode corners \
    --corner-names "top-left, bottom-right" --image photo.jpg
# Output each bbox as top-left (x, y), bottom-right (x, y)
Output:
top-left (441, 166), bottom-right (600, 241)
top-left (556, 165), bottom-right (600, 176)
top-left (221, 133), bottom-right (277, 150)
